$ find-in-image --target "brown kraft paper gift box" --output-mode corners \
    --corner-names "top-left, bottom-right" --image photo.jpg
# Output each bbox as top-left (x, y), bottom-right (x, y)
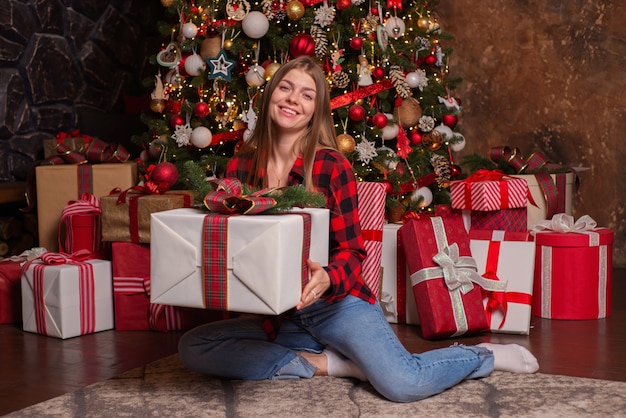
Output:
top-left (35, 162), bottom-right (138, 252)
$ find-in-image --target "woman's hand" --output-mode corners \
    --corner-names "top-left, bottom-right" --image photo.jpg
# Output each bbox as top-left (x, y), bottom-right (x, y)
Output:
top-left (296, 259), bottom-right (331, 310)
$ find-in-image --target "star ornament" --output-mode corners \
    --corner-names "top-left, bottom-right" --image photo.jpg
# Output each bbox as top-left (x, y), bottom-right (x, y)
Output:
top-left (206, 50), bottom-right (235, 81)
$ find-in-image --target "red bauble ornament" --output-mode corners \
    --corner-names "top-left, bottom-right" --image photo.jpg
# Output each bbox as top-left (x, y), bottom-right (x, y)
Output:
top-left (409, 130), bottom-right (422, 144)
top-left (236, 60), bottom-right (250, 74)
top-left (450, 164), bottom-right (462, 179)
top-left (177, 54), bottom-right (189, 76)
top-left (372, 67), bottom-right (385, 79)
top-left (349, 36), bottom-right (364, 50)
top-left (151, 161), bottom-right (179, 188)
top-left (194, 102), bottom-right (210, 118)
top-left (372, 112), bottom-right (388, 129)
top-left (424, 54), bottom-right (437, 66)
top-left (289, 33), bottom-right (316, 57)
top-left (215, 101), bottom-right (229, 113)
top-left (442, 114), bottom-right (458, 129)
top-left (348, 104), bottom-right (366, 122)
top-left (170, 114), bottom-right (184, 128)
top-left (370, 6), bottom-right (379, 14)
top-left (336, 0), bottom-right (351, 10)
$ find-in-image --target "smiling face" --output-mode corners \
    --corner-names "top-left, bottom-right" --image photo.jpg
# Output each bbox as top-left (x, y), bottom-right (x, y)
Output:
top-left (268, 68), bottom-right (317, 141)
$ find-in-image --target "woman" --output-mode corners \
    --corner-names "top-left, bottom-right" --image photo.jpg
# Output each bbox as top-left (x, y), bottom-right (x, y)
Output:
top-left (178, 56), bottom-right (538, 402)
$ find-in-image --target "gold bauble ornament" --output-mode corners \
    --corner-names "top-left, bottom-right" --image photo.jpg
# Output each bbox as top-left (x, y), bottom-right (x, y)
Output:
top-left (337, 133), bottom-right (356, 154)
top-left (224, 39), bottom-right (234, 50)
top-left (393, 97), bottom-right (422, 128)
top-left (149, 99), bottom-right (166, 113)
top-left (417, 16), bottom-right (430, 30)
top-left (265, 62), bottom-right (281, 80)
top-left (286, 0), bottom-right (305, 20)
top-left (160, 0), bottom-right (175, 7)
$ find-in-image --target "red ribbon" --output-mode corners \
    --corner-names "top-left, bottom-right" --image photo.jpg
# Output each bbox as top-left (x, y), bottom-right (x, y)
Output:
top-left (46, 131), bottom-right (130, 165)
top-left (201, 212), bottom-right (312, 311)
top-left (481, 240), bottom-right (508, 329)
top-left (203, 178), bottom-right (277, 215)
top-left (387, 0), bottom-right (403, 9)
top-left (362, 230), bottom-right (383, 242)
top-left (489, 146), bottom-right (570, 218)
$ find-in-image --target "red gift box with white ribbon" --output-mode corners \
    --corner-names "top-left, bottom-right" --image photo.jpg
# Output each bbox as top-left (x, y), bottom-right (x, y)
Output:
top-left (469, 230), bottom-right (536, 334)
top-left (399, 215), bottom-right (504, 340)
top-left (21, 251), bottom-right (114, 339)
top-left (531, 214), bottom-right (613, 320)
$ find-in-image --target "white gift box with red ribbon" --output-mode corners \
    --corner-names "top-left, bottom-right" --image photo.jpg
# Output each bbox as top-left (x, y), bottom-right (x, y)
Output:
top-left (21, 253), bottom-right (114, 339)
top-left (379, 223), bottom-right (420, 325)
top-left (469, 230), bottom-right (536, 334)
top-left (150, 207), bottom-right (329, 315)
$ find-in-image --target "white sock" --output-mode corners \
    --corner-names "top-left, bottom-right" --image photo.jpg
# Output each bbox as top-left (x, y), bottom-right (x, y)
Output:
top-left (323, 347), bottom-right (367, 381)
top-left (478, 343), bottom-right (539, 374)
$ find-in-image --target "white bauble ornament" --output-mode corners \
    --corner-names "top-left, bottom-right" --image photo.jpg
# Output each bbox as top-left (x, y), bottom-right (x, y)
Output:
top-left (181, 22), bottom-right (198, 38)
top-left (381, 113), bottom-right (399, 140)
top-left (190, 126), bottom-right (213, 148)
top-left (412, 187), bottom-right (433, 208)
top-left (405, 71), bottom-right (421, 88)
top-left (450, 134), bottom-right (466, 152)
top-left (385, 17), bottom-right (405, 39)
top-left (433, 123), bottom-right (454, 140)
top-left (164, 69), bottom-right (179, 86)
top-left (245, 64), bottom-right (266, 86)
top-left (184, 54), bottom-right (206, 76)
top-left (242, 11), bottom-right (269, 39)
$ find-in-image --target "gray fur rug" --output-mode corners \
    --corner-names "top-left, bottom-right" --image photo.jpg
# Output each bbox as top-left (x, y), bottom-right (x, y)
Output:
top-left (7, 354), bottom-right (626, 417)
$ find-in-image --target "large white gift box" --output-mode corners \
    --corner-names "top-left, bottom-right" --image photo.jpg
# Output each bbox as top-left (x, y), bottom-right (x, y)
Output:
top-left (150, 207), bottom-right (329, 315)
top-left (380, 223), bottom-right (420, 325)
top-left (469, 230), bottom-right (535, 334)
top-left (21, 257), bottom-right (114, 339)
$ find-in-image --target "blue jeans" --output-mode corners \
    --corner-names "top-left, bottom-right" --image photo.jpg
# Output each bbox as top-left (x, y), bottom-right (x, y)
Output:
top-left (178, 295), bottom-right (494, 403)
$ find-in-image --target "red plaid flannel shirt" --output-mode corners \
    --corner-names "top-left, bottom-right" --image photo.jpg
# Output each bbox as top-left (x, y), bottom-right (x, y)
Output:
top-left (225, 148), bottom-right (376, 305)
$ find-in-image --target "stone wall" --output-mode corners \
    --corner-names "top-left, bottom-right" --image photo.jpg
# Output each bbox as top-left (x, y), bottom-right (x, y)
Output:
top-left (1, 0), bottom-right (624, 265)
top-left (438, 1), bottom-right (625, 266)
top-left (0, 0), bottom-right (161, 181)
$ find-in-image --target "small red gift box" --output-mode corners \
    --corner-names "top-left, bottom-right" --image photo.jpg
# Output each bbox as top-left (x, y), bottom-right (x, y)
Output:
top-left (531, 214), bottom-right (613, 320)
top-left (0, 260), bottom-right (23, 324)
top-left (450, 170), bottom-right (529, 211)
top-left (112, 242), bottom-right (225, 331)
top-left (58, 193), bottom-right (110, 259)
top-left (399, 215), bottom-right (496, 340)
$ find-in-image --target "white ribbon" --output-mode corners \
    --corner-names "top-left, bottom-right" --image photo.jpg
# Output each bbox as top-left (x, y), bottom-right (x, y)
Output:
top-left (411, 243), bottom-right (507, 294)
top-left (531, 214), bottom-right (600, 246)
top-left (1, 247), bottom-right (48, 263)
top-left (379, 291), bottom-right (397, 318)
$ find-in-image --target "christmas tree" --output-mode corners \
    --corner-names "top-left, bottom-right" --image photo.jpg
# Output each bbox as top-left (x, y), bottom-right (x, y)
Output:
top-left (134, 0), bottom-right (466, 222)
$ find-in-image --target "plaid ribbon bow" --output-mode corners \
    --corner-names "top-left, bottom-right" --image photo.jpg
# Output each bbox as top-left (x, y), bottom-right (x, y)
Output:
top-left (203, 178), bottom-right (277, 215)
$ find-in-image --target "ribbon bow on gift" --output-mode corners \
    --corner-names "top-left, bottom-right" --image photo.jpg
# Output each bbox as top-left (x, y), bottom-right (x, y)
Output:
top-left (531, 214), bottom-right (600, 246)
top-left (412, 243), bottom-right (507, 294)
top-left (47, 131), bottom-right (130, 165)
top-left (531, 213), bottom-right (597, 233)
top-left (203, 178), bottom-right (277, 215)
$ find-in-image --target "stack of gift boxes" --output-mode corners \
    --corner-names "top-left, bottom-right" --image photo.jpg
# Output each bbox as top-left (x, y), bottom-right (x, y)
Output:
top-left (0, 136), bottom-right (614, 341)
top-left (381, 165), bottom-right (613, 340)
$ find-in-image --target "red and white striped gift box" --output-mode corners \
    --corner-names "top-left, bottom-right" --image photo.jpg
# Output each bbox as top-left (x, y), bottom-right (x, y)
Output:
top-left (356, 182), bottom-right (387, 298)
top-left (450, 170), bottom-right (529, 211)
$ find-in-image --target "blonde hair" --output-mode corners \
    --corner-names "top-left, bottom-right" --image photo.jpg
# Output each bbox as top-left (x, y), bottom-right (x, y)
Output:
top-left (238, 56), bottom-right (339, 191)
